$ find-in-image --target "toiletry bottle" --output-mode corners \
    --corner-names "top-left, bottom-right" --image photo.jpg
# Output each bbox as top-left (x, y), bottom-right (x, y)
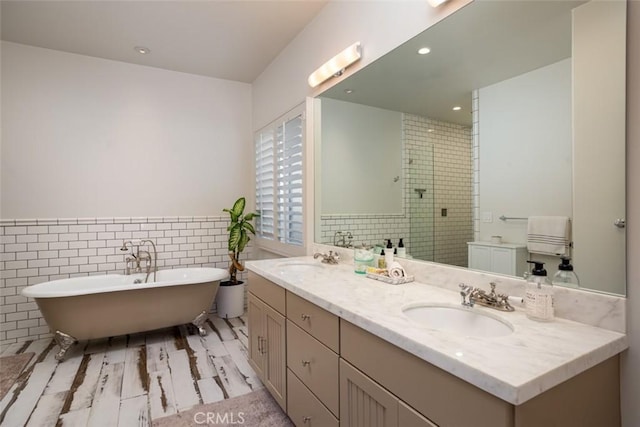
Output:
top-left (385, 239), bottom-right (394, 264)
top-left (385, 247), bottom-right (394, 267)
top-left (525, 261), bottom-right (554, 321)
top-left (552, 257), bottom-right (580, 288)
top-left (397, 238), bottom-right (406, 258)
top-left (378, 250), bottom-right (387, 268)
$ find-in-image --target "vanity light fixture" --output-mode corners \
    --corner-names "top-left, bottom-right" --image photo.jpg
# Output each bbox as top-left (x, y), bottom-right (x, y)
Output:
top-left (452, 106), bottom-right (462, 111)
top-left (417, 47), bottom-right (431, 55)
top-left (134, 46), bottom-right (151, 55)
top-left (428, 0), bottom-right (450, 7)
top-left (308, 42), bottom-right (362, 88)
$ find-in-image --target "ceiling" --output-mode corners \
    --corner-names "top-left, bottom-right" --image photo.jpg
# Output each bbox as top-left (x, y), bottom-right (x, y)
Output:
top-left (321, 1), bottom-right (583, 126)
top-left (0, 0), bottom-right (327, 83)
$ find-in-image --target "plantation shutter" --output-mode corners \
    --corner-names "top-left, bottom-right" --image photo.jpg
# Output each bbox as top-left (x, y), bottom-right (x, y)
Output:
top-left (254, 104), bottom-right (305, 251)
top-left (255, 130), bottom-right (275, 240)
top-left (276, 113), bottom-right (304, 246)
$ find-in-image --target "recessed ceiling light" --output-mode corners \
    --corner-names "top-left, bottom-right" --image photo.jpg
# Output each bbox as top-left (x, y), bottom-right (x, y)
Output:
top-left (134, 46), bottom-right (151, 55)
top-left (344, 89), bottom-right (354, 94)
top-left (452, 106), bottom-right (462, 111)
top-left (417, 47), bottom-right (431, 55)
top-left (427, 128), bottom-right (435, 133)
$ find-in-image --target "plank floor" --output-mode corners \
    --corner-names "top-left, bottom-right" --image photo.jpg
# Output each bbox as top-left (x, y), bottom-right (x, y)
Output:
top-left (0, 314), bottom-right (262, 427)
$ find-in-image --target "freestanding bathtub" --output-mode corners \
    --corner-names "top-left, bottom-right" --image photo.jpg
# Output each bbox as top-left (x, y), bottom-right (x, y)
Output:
top-left (22, 267), bottom-right (228, 360)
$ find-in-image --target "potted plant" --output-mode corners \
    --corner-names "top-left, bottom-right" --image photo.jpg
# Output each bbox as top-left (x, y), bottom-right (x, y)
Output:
top-left (215, 197), bottom-right (259, 318)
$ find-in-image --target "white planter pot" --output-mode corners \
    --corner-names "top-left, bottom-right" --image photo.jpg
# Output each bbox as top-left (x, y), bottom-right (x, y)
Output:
top-left (215, 282), bottom-right (245, 319)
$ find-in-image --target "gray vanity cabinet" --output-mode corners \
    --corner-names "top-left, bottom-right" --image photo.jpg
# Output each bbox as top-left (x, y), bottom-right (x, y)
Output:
top-left (248, 272), bottom-right (621, 427)
top-left (247, 273), bottom-right (287, 411)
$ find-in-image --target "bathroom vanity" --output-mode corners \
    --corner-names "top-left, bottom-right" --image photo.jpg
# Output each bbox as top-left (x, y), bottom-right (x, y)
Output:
top-left (246, 258), bottom-right (627, 427)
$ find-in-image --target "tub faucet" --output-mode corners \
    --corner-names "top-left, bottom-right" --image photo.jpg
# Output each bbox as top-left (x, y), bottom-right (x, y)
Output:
top-left (121, 239), bottom-right (157, 283)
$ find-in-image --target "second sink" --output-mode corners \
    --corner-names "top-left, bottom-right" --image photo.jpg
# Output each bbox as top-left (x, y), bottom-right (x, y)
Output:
top-left (276, 261), bottom-right (324, 273)
top-left (402, 303), bottom-right (514, 338)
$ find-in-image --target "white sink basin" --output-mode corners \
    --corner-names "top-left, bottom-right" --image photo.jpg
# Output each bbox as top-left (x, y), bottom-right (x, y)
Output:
top-left (276, 261), bottom-right (324, 272)
top-left (402, 304), bottom-right (514, 338)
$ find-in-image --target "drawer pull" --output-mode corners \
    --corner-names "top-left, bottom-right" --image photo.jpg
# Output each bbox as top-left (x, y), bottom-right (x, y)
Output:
top-left (301, 314), bottom-right (311, 321)
top-left (301, 360), bottom-right (311, 367)
top-left (303, 416), bottom-right (312, 423)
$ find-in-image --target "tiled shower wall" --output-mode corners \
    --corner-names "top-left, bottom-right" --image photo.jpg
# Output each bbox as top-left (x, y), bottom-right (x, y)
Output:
top-left (0, 216), bottom-right (247, 345)
top-left (320, 114), bottom-right (472, 266)
top-left (430, 119), bottom-right (473, 267)
top-left (404, 115), bottom-right (436, 261)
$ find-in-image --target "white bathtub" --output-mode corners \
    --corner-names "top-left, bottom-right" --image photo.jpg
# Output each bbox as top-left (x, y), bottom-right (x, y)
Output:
top-left (22, 267), bottom-right (228, 360)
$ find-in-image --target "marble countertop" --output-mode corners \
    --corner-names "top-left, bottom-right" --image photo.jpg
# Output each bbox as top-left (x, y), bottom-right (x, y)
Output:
top-left (246, 256), bottom-right (628, 405)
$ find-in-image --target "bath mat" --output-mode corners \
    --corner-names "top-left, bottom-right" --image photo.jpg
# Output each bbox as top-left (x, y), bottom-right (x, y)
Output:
top-left (152, 388), bottom-right (294, 427)
top-left (0, 352), bottom-right (34, 400)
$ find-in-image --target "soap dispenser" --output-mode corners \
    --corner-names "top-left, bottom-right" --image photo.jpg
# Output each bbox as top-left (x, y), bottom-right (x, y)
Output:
top-left (525, 261), bottom-right (554, 321)
top-left (385, 239), bottom-right (394, 265)
top-left (397, 238), bottom-right (406, 258)
top-left (552, 257), bottom-right (580, 289)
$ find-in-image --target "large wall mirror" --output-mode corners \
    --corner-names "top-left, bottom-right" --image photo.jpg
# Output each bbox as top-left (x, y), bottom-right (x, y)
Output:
top-left (314, 0), bottom-right (627, 295)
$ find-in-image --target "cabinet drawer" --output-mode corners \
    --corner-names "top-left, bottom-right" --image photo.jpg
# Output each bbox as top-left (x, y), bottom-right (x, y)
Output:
top-left (287, 320), bottom-right (339, 416)
top-left (286, 291), bottom-right (339, 352)
top-left (248, 272), bottom-right (285, 315)
top-left (287, 369), bottom-right (339, 427)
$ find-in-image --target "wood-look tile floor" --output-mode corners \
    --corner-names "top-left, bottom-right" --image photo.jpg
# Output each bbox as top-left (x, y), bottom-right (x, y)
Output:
top-left (0, 314), bottom-right (261, 427)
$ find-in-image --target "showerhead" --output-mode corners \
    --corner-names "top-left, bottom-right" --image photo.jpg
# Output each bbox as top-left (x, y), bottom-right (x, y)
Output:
top-left (120, 240), bottom-right (132, 251)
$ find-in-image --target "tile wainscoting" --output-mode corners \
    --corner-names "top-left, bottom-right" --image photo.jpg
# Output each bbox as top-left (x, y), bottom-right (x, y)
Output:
top-left (0, 216), bottom-right (248, 346)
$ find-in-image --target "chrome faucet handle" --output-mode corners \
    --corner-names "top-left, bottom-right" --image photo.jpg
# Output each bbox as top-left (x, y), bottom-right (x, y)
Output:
top-left (314, 251), bottom-right (340, 264)
top-left (459, 283), bottom-right (474, 307)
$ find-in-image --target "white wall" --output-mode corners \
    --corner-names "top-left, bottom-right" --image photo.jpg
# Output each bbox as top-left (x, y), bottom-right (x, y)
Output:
top-left (1, 42), bottom-right (252, 219)
top-left (321, 99), bottom-right (402, 215)
top-left (621, 2), bottom-right (640, 426)
top-left (478, 58), bottom-right (572, 245)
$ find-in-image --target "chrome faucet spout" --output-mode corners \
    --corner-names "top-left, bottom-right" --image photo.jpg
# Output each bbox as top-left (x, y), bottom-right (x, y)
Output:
top-left (313, 251), bottom-right (340, 264)
top-left (461, 282), bottom-right (515, 312)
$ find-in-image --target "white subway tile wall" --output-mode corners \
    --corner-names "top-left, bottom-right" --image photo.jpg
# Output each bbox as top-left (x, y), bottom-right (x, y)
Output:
top-left (472, 89), bottom-right (481, 242)
top-left (0, 216), bottom-right (246, 345)
top-left (320, 114), bottom-right (472, 266)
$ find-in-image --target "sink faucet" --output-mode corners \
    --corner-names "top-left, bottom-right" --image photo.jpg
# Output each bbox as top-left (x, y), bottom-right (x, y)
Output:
top-left (121, 239), bottom-right (158, 283)
top-left (459, 282), bottom-right (514, 312)
top-left (313, 250), bottom-right (340, 264)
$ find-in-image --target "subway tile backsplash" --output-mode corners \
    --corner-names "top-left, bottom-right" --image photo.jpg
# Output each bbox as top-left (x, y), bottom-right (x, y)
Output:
top-left (0, 216), bottom-right (245, 345)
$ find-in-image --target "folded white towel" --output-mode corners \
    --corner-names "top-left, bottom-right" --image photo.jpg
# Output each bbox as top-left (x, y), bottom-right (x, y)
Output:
top-left (387, 261), bottom-right (406, 278)
top-left (527, 216), bottom-right (571, 256)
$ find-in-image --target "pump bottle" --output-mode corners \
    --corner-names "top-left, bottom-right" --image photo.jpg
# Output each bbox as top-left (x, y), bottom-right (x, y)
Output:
top-left (397, 238), bottom-right (406, 258)
top-left (552, 257), bottom-right (580, 288)
top-left (525, 261), bottom-right (554, 321)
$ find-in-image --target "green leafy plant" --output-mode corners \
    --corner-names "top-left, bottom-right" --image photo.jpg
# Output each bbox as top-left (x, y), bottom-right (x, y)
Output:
top-left (223, 197), bottom-right (259, 285)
